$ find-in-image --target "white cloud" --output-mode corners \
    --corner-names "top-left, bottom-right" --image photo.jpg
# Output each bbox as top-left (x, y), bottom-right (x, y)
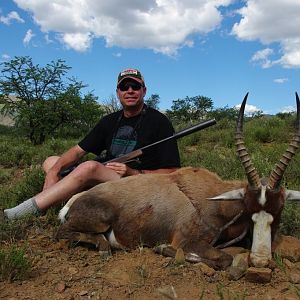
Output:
top-left (251, 48), bottom-right (273, 68)
top-left (23, 29), bottom-right (35, 46)
top-left (273, 78), bottom-right (288, 84)
top-left (232, 0), bottom-right (300, 68)
top-left (44, 34), bottom-right (53, 44)
top-left (113, 52), bottom-right (122, 58)
top-left (0, 11), bottom-right (24, 25)
top-left (1, 54), bottom-right (11, 61)
top-left (13, 0), bottom-right (234, 55)
top-left (281, 106), bottom-right (295, 113)
top-left (60, 32), bottom-right (92, 52)
top-left (235, 103), bottom-right (260, 115)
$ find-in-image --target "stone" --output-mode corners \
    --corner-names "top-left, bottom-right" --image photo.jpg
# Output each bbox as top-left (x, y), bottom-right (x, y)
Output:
top-left (56, 282), bottom-right (66, 293)
top-left (273, 235), bottom-right (300, 262)
top-left (157, 286), bottom-right (178, 299)
top-left (289, 270), bottom-right (300, 284)
top-left (294, 261), bottom-right (300, 270)
top-left (231, 253), bottom-right (249, 269)
top-left (245, 267), bottom-right (272, 283)
top-left (79, 291), bottom-right (88, 296)
top-left (228, 266), bottom-right (246, 281)
top-left (196, 262), bottom-right (215, 276)
top-left (174, 248), bottom-right (185, 264)
top-left (283, 258), bottom-right (294, 269)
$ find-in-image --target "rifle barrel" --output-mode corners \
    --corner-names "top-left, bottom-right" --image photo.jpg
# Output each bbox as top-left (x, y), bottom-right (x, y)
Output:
top-left (141, 118), bottom-right (216, 151)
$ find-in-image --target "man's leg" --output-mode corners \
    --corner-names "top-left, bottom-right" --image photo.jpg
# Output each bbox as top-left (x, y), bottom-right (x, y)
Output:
top-left (42, 156), bottom-right (60, 173)
top-left (3, 155), bottom-right (60, 220)
top-left (4, 161), bottom-right (120, 220)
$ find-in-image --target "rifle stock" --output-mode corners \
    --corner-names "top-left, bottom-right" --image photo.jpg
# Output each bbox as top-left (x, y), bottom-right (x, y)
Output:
top-left (105, 118), bottom-right (217, 164)
top-left (104, 149), bottom-right (143, 164)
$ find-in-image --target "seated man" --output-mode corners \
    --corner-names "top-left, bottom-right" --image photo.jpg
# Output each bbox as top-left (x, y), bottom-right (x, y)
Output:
top-left (3, 68), bottom-right (181, 220)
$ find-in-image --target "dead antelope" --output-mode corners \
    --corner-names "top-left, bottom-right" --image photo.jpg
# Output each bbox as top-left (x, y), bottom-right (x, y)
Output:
top-left (57, 93), bottom-right (300, 270)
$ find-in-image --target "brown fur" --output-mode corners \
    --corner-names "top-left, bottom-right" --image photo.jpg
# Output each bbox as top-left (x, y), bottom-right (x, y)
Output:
top-left (57, 167), bottom-right (248, 269)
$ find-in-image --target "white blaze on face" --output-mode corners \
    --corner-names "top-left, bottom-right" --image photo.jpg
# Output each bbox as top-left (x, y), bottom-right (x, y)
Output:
top-left (258, 185), bottom-right (267, 206)
top-left (250, 211), bottom-right (273, 267)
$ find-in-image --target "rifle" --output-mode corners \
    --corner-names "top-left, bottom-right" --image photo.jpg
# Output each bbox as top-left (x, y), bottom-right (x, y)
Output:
top-left (60, 118), bottom-right (216, 176)
top-left (104, 118), bottom-right (216, 164)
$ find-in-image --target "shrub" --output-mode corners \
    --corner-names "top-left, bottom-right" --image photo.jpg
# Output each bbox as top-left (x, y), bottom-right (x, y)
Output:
top-left (0, 245), bottom-right (31, 282)
top-left (0, 167), bottom-right (44, 209)
top-left (279, 204), bottom-right (300, 237)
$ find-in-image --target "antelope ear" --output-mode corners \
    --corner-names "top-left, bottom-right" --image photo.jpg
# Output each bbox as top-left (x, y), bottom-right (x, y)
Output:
top-left (285, 190), bottom-right (300, 202)
top-left (207, 188), bottom-right (245, 201)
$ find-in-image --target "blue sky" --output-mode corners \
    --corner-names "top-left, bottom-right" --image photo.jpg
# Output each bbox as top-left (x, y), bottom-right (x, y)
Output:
top-left (1, 0), bottom-right (300, 114)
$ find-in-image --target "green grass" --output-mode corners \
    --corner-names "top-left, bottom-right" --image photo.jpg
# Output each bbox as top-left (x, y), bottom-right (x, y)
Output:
top-left (1, 116), bottom-right (300, 235)
top-left (0, 245), bottom-right (31, 282)
top-left (0, 167), bottom-right (45, 208)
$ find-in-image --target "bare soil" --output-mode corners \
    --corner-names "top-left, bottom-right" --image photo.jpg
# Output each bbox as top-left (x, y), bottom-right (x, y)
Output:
top-left (0, 221), bottom-right (300, 300)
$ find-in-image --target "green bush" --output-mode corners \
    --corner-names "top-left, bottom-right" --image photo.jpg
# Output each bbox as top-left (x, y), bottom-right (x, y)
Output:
top-left (0, 167), bottom-right (44, 209)
top-left (0, 245), bottom-right (31, 282)
top-left (280, 204), bottom-right (300, 237)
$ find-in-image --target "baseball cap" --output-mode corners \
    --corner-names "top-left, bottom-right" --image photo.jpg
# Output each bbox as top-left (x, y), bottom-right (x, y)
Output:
top-left (117, 68), bottom-right (145, 86)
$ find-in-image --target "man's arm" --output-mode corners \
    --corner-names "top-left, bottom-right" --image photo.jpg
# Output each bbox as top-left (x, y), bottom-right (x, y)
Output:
top-left (43, 145), bottom-right (86, 190)
top-left (137, 168), bottom-right (178, 174)
top-left (105, 162), bottom-right (178, 177)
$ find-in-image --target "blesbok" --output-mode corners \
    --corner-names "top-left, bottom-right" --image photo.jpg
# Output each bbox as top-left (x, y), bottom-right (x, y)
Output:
top-left (57, 93), bottom-right (300, 270)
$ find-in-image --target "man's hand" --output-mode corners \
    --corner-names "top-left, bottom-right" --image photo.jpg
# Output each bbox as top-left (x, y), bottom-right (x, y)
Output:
top-left (105, 162), bottom-right (139, 177)
top-left (43, 170), bottom-right (61, 190)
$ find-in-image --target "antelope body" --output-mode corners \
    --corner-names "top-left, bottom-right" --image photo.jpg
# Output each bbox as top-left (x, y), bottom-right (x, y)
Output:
top-left (57, 93), bottom-right (300, 270)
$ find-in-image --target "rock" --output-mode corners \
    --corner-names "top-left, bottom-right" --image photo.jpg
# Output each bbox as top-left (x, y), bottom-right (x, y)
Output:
top-left (79, 290), bottom-right (88, 296)
top-left (196, 262), bottom-right (215, 276)
top-left (289, 270), bottom-right (300, 284)
top-left (295, 261), bottom-right (300, 270)
top-left (283, 258), bottom-right (294, 269)
top-left (283, 296), bottom-right (299, 300)
top-left (174, 248), bottom-right (185, 264)
top-left (273, 235), bottom-right (300, 262)
top-left (157, 286), bottom-right (178, 299)
top-left (55, 282), bottom-right (66, 293)
top-left (231, 253), bottom-right (249, 269)
top-left (228, 266), bottom-right (246, 281)
top-left (228, 253), bottom-right (249, 280)
top-left (245, 267), bottom-right (272, 283)
top-left (68, 267), bottom-right (78, 275)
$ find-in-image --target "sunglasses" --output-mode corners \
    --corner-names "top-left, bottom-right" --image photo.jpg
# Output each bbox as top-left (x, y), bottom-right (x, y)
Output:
top-left (118, 81), bottom-right (143, 91)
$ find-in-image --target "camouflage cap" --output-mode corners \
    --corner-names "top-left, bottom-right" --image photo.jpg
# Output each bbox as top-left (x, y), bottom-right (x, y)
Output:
top-left (117, 68), bottom-right (145, 86)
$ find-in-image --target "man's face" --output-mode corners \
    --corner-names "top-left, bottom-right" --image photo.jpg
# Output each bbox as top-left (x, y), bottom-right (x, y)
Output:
top-left (117, 79), bottom-right (146, 110)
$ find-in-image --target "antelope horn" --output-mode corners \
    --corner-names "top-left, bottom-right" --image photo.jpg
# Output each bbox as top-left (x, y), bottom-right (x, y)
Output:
top-left (268, 92), bottom-right (300, 190)
top-left (235, 93), bottom-right (261, 189)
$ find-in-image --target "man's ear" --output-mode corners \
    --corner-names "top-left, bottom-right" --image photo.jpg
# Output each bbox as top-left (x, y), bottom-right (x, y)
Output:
top-left (143, 86), bottom-right (147, 97)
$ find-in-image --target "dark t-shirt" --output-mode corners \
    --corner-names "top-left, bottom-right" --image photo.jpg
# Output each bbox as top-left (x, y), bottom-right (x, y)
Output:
top-left (78, 106), bottom-right (181, 170)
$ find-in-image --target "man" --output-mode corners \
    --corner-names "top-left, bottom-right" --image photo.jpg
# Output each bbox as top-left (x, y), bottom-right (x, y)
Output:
top-left (3, 68), bottom-right (181, 220)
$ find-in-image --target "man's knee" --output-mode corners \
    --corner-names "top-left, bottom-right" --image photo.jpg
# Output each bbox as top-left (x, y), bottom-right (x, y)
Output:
top-left (43, 156), bottom-right (60, 173)
top-left (73, 160), bottom-right (103, 177)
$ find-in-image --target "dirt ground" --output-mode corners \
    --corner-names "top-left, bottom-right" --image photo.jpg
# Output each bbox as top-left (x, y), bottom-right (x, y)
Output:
top-left (1, 222), bottom-right (300, 300)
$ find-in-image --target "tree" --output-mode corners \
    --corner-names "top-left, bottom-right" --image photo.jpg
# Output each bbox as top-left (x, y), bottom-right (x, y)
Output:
top-left (145, 94), bottom-right (160, 109)
top-left (102, 94), bottom-right (121, 114)
top-left (166, 95), bottom-right (213, 124)
top-left (0, 56), bottom-right (101, 144)
top-left (189, 96), bottom-right (213, 120)
top-left (208, 105), bottom-right (239, 121)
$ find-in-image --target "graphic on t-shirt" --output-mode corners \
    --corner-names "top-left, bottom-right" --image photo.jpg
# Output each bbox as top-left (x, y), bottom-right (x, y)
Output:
top-left (110, 125), bottom-right (137, 157)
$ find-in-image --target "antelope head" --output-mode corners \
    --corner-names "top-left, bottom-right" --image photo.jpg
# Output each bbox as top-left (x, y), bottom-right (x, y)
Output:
top-left (210, 92), bottom-right (300, 267)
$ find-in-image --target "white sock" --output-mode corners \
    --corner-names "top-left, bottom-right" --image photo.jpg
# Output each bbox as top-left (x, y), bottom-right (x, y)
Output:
top-left (4, 198), bottom-right (42, 220)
